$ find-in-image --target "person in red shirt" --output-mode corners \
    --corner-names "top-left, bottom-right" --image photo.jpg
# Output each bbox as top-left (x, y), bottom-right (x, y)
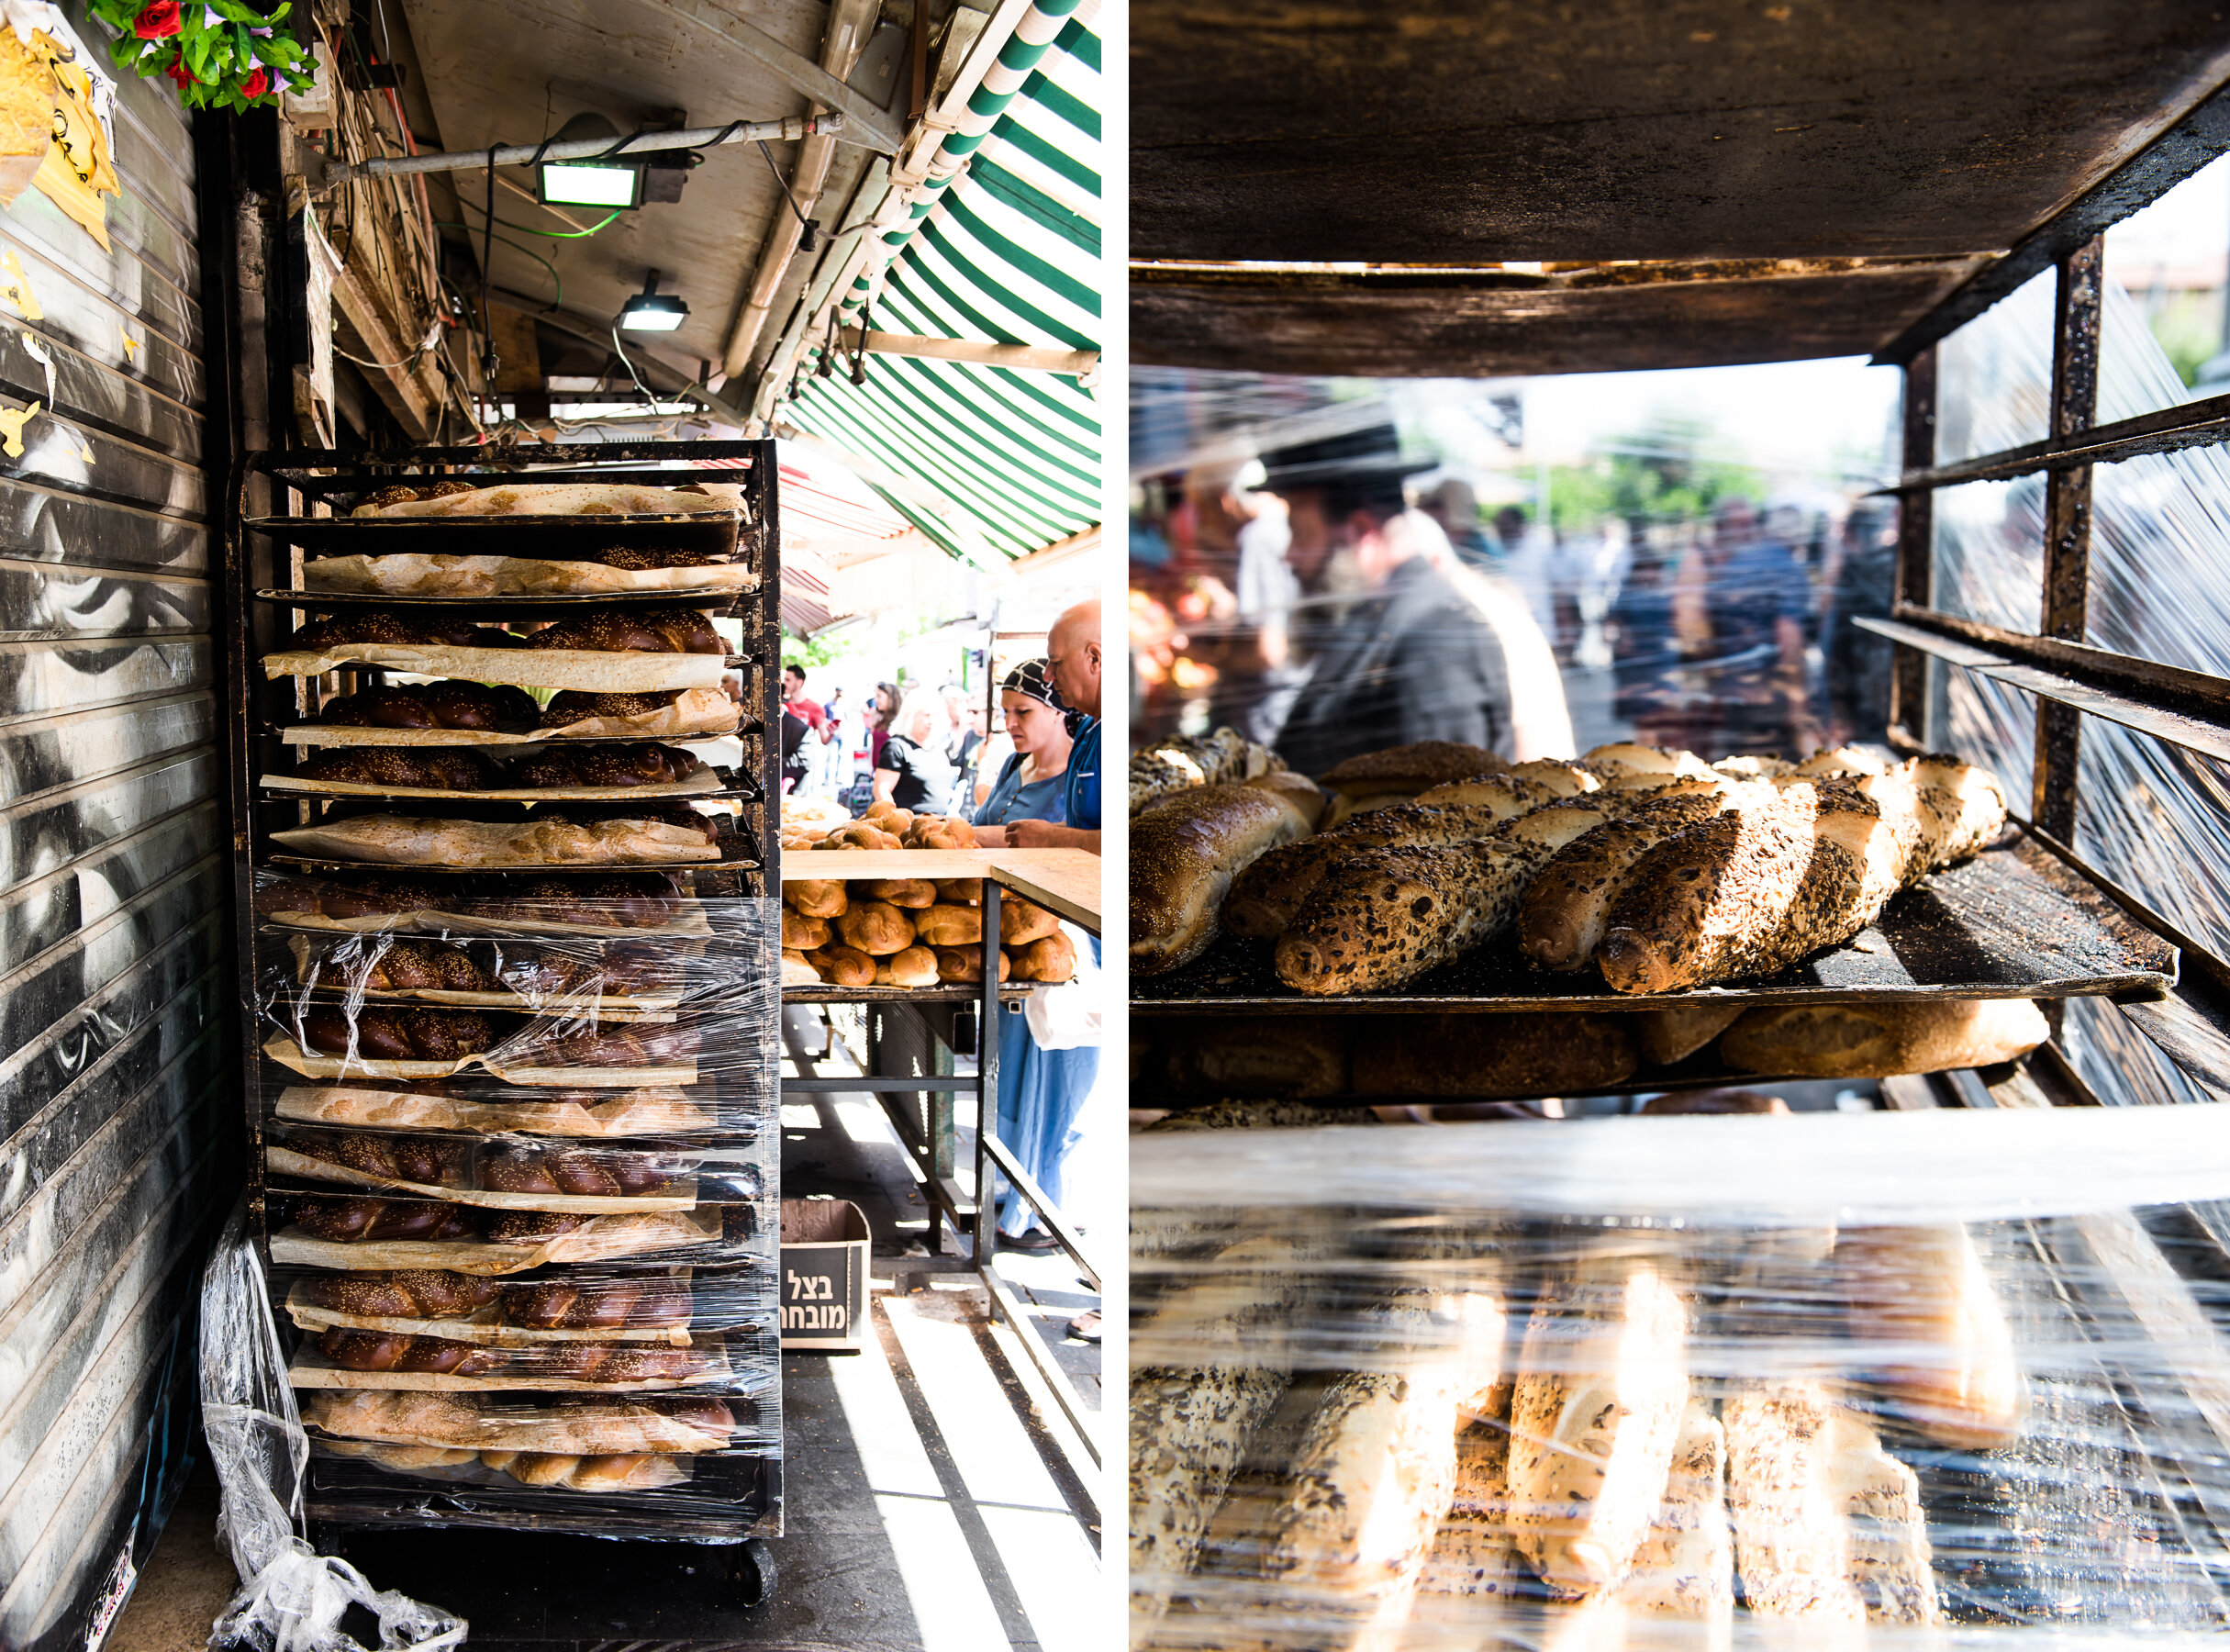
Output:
top-left (781, 664), bottom-right (835, 744)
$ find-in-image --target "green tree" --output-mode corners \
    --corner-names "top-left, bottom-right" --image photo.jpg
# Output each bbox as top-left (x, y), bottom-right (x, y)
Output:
top-left (780, 625), bottom-right (864, 671)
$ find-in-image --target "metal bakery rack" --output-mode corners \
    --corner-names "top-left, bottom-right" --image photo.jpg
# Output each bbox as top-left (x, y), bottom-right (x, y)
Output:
top-left (223, 440), bottom-right (783, 1573)
top-left (1126, 12), bottom-right (2230, 1641)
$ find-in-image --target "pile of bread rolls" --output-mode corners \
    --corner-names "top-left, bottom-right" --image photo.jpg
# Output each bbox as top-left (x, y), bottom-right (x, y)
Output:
top-left (783, 877), bottom-right (1076, 990)
top-left (778, 799), bottom-right (976, 854)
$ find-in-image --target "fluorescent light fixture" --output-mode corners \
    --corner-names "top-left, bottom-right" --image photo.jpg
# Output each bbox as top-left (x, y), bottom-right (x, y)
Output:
top-left (619, 270), bottom-right (688, 332)
top-left (543, 162), bottom-right (640, 207)
top-left (537, 112), bottom-right (641, 209)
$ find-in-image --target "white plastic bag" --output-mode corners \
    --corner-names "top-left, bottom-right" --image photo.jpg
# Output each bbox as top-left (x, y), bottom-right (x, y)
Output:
top-left (200, 1195), bottom-right (467, 1652)
top-left (1022, 921), bottom-right (1101, 1050)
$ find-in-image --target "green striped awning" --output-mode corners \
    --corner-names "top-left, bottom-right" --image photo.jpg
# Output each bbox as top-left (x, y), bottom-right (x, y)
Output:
top-left (781, 0), bottom-right (1101, 562)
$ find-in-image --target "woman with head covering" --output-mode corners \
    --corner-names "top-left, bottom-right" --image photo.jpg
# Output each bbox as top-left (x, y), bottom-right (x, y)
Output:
top-left (874, 686), bottom-right (959, 812)
top-left (968, 657), bottom-right (1076, 847)
top-left (970, 660), bottom-right (1098, 1265)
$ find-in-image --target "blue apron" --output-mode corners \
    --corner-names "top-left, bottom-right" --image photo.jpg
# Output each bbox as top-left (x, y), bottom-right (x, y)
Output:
top-left (974, 746), bottom-right (1098, 1236)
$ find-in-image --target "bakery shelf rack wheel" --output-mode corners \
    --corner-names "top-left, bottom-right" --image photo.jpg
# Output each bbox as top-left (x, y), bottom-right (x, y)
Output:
top-left (223, 441), bottom-right (784, 1547)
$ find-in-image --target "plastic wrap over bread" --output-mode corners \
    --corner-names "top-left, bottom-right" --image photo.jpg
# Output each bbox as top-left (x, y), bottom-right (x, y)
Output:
top-left (290, 1323), bottom-right (778, 1396)
top-left (252, 867), bottom-right (733, 937)
top-left (1130, 1105), bottom-right (2230, 1647)
top-left (264, 925), bottom-right (778, 1021)
top-left (269, 1193), bottom-right (744, 1277)
top-left (277, 1261), bottom-right (767, 1346)
top-left (270, 1082), bottom-right (736, 1139)
top-left (262, 1122), bottom-right (764, 1210)
top-left (255, 999), bottom-right (777, 1088)
top-left (300, 1388), bottom-right (770, 1454)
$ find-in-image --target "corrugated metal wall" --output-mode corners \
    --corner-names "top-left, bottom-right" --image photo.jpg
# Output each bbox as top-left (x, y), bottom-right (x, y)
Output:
top-left (0, 16), bottom-right (230, 1647)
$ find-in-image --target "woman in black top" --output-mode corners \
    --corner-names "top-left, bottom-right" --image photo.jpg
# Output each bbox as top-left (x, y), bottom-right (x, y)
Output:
top-left (874, 687), bottom-right (959, 811)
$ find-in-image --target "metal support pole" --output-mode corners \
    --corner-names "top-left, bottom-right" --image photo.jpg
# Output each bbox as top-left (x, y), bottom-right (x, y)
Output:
top-left (974, 880), bottom-right (1002, 1264)
top-left (325, 115), bottom-right (844, 184)
top-left (1890, 346), bottom-right (1937, 748)
top-left (2034, 237), bottom-right (2103, 843)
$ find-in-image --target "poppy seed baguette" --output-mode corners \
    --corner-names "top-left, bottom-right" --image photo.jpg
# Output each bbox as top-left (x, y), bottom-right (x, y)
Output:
top-left (1596, 799), bottom-right (1868, 995)
top-left (1273, 840), bottom-right (1548, 996)
top-left (1221, 802), bottom-right (1522, 940)
top-left (1516, 787), bottom-right (1747, 973)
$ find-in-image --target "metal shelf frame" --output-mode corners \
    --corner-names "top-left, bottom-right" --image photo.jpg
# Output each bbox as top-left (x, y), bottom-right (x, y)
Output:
top-left (222, 438), bottom-right (786, 1545)
top-left (1877, 109), bottom-right (2230, 1107)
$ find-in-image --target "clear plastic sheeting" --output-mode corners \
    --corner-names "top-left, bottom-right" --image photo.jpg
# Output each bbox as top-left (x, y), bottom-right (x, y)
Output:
top-left (240, 882), bottom-right (781, 1536)
top-left (199, 1197), bottom-right (467, 1652)
top-left (2074, 720), bottom-right (2230, 967)
top-left (1935, 269), bottom-right (2056, 467)
top-left (261, 1121), bottom-right (764, 1207)
top-left (2063, 994), bottom-right (2225, 1111)
top-left (1131, 1110), bottom-right (2230, 1648)
top-left (1936, 665), bottom-right (2036, 823)
top-left (1929, 478), bottom-right (2043, 636)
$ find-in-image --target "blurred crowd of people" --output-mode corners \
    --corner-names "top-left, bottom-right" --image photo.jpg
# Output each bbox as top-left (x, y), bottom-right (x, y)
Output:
top-left (777, 666), bottom-right (993, 818)
top-left (1131, 428), bottom-right (1899, 765)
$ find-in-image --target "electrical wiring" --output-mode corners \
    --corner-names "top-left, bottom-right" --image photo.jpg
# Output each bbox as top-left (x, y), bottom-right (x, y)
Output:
top-left (333, 342), bottom-right (427, 371)
top-left (608, 322), bottom-right (686, 413)
top-left (454, 198), bottom-right (624, 239)
top-left (433, 222), bottom-right (563, 308)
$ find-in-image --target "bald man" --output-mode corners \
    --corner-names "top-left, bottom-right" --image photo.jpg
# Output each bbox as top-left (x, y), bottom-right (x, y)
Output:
top-left (1009, 597), bottom-right (1100, 853)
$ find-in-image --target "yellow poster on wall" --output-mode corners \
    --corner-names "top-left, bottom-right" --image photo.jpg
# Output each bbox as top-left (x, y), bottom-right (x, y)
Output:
top-left (0, 5), bottom-right (119, 250)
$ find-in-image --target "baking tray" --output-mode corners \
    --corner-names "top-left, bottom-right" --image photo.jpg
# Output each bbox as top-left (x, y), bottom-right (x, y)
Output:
top-left (273, 718), bottom-right (756, 748)
top-left (261, 767), bottom-right (733, 803)
top-left (257, 586), bottom-right (758, 614)
top-left (245, 510), bottom-right (742, 558)
top-left (1132, 832), bottom-right (2178, 1014)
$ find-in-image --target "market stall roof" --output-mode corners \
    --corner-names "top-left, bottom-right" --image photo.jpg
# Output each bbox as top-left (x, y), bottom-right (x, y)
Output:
top-left (775, 445), bottom-right (937, 635)
top-left (777, 2), bottom-right (1103, 564)
top-left (396, 0), bottom-right (893, 380)
top-left (1130, 0), bottom-right (2230, 375)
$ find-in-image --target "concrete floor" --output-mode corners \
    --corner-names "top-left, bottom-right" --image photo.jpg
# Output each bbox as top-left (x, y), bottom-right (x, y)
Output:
top-left (104, 1014), bottom-right (1109, 1651)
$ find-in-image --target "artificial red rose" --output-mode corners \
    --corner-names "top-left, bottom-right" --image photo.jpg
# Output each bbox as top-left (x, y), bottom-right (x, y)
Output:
top-left (164, 53), bottom-right (192, 88)
top-left (134, 0), bottom-right (181, 39)
top-left (241, 66), bottom-right (269, 100)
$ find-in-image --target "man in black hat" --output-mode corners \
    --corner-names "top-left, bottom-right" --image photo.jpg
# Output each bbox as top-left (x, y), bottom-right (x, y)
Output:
top-left (1265, 427), bottom-right (1514, 776)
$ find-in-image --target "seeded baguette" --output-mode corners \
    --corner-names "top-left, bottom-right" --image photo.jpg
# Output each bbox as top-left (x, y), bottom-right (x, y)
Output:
top-left (1722, 1380), bottom-right (1939, 1625)
top-left (1836, 1222), bottom-right (2022, 1449)
top-left (1273, 840), bottom-right (1546, 996)
top-left (1911, 753), bottom-right (2008, 864)
top-left (1536, 1400), bottom-right (1735, 1650)
top-left (1506, 1251), bottom-right (1691, 1599)
top-left (1596, 793), bottom-right (1868, 995)
top-left (1516, 787), bottom-right (1745, 973)
top-left (1408, 773), bottom-right (1561, 812)
top-left (1223, 803), bottom-right (1519, 940)
top-left (1132, 785), bottom-right (1313, 975)
top-left (1252, 1293), bottom-right (1508, 1637)
top-left (1131, 1234), bottom-right (1313, 1624)
top-left (1416, 1421), bottom-right (1524, 1602)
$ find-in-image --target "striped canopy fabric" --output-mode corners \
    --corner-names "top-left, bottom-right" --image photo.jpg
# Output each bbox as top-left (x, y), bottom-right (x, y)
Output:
top-left (781, 0), bottom-right (1101, 563)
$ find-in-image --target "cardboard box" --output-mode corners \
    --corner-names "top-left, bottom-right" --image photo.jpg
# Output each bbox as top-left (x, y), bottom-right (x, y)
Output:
top-left (779, 1199), bottom-right (870, 1351)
